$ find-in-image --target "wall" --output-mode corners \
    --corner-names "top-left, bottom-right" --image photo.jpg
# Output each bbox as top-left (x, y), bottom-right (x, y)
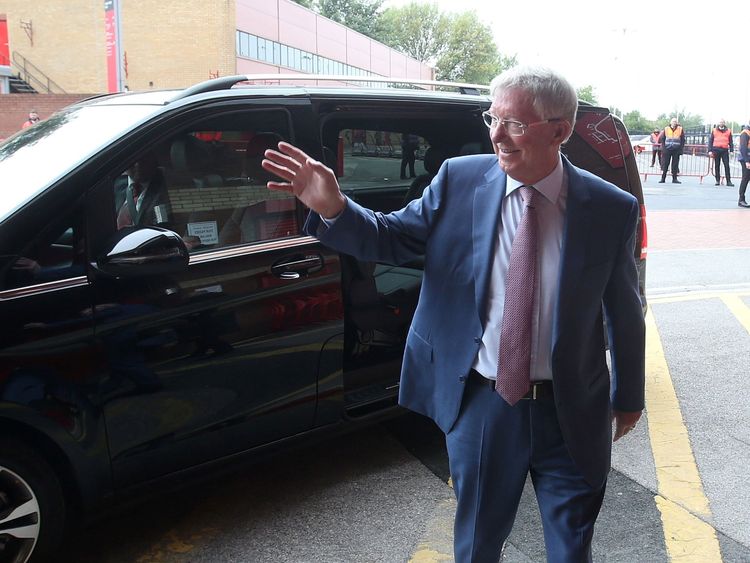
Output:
top-left (1, 0), bottom-right (236, 94)
top-left (0, 93), bottom-right (94, 140)
top-left (1, 0), bottom-right (431, 98)
top-left (3, 0), bottom-right (105, 93)
top-left (235, 0), bottom-right (434, 81)
top-left (120, 0), bottom-right (236, 91)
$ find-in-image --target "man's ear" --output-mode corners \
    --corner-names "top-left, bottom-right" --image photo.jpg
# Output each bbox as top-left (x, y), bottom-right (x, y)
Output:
top-left (551, 120), bottom-right (573, 145)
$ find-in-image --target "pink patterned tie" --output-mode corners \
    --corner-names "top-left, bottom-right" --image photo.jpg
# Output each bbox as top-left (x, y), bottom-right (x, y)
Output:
top-left (496, 186), bottom-right (538, 405)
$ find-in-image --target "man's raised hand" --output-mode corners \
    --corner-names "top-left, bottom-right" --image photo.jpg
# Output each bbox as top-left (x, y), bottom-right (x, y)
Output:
top-left (262, 142), bottom-right (346, 219)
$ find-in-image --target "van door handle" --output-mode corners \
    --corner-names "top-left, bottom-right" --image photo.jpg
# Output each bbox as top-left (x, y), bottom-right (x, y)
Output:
top-left (271, 254), bottom-right (324, 279)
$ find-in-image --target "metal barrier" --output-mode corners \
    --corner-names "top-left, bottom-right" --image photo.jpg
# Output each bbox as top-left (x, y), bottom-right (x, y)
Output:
top-left (633, 142), bottom-right (742, 184)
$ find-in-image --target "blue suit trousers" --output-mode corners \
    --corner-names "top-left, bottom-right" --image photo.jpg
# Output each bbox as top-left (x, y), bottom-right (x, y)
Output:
top-left (446, 376), bottom-right (606, 563)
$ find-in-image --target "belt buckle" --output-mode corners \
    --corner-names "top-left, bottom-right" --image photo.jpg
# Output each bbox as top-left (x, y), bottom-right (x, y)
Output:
top-left (527, 381), bottom-right (544, 400)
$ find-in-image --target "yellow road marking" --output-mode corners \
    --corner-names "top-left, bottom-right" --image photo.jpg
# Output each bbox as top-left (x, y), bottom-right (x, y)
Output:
top-left (648, 289), bottom-right (750, 305)
top-left (720, 295), bottom-right (750, 335)
top-left (408, 499), bottom-right (456, 563)
top-left (645, 309), bottom-right (722, 561)
top-left (655, 497), bottom-right (725, 562)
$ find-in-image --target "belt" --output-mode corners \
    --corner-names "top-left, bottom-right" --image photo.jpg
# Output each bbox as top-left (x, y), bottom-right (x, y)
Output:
top-left (468, 369), bottom-right (553, 400)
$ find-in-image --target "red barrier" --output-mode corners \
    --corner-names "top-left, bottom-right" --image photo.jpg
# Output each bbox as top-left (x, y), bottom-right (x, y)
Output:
top-left (633, 142), bottom-right (743, 184)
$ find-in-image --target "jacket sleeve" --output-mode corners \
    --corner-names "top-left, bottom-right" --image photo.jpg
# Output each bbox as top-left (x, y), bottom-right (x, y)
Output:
top-left (604, 197), bottom-right (646, 412)
top-left (741, 133), bottom-right (749, 161)
top-left (708, 132), bottom-right (714, 152)
top-left (304, 160), bottom-right (450, 264)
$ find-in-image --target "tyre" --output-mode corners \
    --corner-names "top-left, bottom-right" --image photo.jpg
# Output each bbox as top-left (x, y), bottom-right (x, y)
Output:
top-left (0, 439), bottom-right (66, 563)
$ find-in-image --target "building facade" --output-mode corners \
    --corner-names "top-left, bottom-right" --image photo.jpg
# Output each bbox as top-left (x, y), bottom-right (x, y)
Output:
top-left (0, 0), bottom-right (433, 95)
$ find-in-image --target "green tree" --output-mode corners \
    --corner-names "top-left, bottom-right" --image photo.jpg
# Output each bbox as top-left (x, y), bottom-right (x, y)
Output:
top-left (290, 0), bottom-right (314, 7)
top-left (317, 0), bottom-right (385, 39)
top-left (656, 110), bottom-right (704, 129)
top-left (379, 4), bottom-right (515, 85)
top-left (576, 85), bottom-right (598, 104)
top-left (378, 3), bottom-right (448, 62)
top-left (622, 110), bottom-right (652, 134)
top-left (436, 11), bottom-right (515, 84)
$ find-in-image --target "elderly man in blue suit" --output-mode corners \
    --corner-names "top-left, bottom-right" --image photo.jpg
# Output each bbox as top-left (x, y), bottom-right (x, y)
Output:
top-left (263, 66), bottom-right (645, 563)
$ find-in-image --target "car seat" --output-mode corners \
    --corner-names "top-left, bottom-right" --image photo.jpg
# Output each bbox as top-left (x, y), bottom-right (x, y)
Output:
top-left (403, 146), bottom-right (448, 204)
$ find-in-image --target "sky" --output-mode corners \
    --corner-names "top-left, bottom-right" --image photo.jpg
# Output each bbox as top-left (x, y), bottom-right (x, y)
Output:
top-left (383, 0), bottom-right (748, 124)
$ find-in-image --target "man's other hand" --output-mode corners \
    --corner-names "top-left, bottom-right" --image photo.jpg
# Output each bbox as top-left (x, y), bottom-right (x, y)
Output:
top-left (612, 410), bottom-right (642, 442)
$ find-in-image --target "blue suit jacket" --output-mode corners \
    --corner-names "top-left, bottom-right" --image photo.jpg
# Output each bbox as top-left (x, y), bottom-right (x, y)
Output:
top-left (307, 154), bottom-right (645, 487)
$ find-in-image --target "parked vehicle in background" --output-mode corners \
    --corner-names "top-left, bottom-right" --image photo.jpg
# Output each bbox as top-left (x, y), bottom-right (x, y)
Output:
top-left (0, 75), bottom-right (647, 562)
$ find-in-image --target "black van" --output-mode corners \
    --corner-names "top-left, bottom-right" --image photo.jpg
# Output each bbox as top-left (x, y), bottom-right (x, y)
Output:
top-left (0, 75), bottom-right (646, 562)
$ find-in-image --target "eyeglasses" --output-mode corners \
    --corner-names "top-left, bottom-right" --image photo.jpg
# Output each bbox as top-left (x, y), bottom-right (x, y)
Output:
top-left (481, 111), bottom-right (562, 136)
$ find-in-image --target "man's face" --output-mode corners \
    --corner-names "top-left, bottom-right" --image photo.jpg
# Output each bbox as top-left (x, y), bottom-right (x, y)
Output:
top-left (488, 88), bottom-right (566, 185)
top-left (127, 155), bottom-right (157, 183)
top-left (29, 112), bottom-right (39, 122)
top-left (670, 118), bottom-right (678, 128)
top-left (718, 119), bottom-right (726, 129)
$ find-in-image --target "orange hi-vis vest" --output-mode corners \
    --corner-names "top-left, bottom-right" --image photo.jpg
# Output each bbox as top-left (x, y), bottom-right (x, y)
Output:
top-left (664, 125), bottom-right (683, 149)
top-left (712, 127), bottom-right (731, 149)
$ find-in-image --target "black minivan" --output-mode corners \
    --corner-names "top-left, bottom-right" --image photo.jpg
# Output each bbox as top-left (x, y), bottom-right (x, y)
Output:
top-left (0, 75), bottom-right (647, 562)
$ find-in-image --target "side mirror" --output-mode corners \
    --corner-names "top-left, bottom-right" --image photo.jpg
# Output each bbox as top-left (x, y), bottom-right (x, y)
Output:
top-left (93, 227), bottom-right (189, 278)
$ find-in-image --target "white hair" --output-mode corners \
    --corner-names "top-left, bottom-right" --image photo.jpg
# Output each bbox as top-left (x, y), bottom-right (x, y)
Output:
top-left (489, 66), bottom-right (578, 136)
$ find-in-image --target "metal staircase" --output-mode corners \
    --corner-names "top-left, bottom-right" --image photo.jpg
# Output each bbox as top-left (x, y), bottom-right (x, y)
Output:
top-left (9, 74), bottom-right (36, 93)
top-left (9, 52), bottom-right (66, 94)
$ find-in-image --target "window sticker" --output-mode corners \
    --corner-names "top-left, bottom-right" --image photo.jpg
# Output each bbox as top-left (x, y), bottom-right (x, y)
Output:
top-left (187, 221), bottom-right (219, 245)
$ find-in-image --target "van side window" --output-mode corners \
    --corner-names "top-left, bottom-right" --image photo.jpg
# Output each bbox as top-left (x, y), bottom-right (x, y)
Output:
top-left (335, 128), bottom-right (427, 192)
top-left (111, 111), bottom-right (299, 252)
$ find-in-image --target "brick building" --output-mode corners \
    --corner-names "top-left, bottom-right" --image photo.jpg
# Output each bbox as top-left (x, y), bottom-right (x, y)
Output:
top-left (0, 0), bottom-right (434, 138)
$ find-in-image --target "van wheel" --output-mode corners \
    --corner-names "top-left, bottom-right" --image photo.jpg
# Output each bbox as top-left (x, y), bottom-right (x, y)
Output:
top-left (0, 439), bottom-right (65, 563)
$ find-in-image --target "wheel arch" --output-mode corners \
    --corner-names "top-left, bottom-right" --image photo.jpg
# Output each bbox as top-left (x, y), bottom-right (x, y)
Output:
top-left (0, 413), bottom-right (111, 519)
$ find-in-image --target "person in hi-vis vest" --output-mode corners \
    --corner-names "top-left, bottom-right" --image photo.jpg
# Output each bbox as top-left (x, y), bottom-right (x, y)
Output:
top-left (708, 118), bottom-right (734, 186)
top-left (659, 117), bottom-right (685, 184)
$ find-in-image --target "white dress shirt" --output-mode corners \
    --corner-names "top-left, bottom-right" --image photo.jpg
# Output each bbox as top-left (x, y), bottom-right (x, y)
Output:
top-left (130, 179), bottom-right (150, 213)
top-left (472, 155), bottom-right (568, 382)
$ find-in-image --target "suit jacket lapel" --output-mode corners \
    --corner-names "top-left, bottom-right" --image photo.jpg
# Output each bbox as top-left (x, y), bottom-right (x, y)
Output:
top-left (472, 164), bottom-right (505, 322)
top-left (553, 158), bottom-right (592, 345)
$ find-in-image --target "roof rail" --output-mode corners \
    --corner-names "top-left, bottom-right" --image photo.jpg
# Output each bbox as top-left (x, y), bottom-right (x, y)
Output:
top-left (171, 74), bottom-right (490, 102)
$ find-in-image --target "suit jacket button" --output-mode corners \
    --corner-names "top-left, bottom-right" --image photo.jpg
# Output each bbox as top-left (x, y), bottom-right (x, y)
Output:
top-left (473, 337), bottom-right (481, 343)
top-left (458, 375), bottom-right (467, 383)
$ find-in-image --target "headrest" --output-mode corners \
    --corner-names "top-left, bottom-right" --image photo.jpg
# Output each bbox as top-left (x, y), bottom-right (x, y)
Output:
top-left (245, 132), bottom-right (284, 181)
top-left (459, 142), bottom-right (482, 156)
top-left (246, 132), bottom-right (284, 157)
top-left (170, 135), bottom-right (211, 176)
top-left (423, 147), bottom-right (448, 176)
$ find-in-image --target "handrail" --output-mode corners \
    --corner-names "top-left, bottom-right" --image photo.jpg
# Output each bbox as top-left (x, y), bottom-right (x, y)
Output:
top-left (11, 51), bottom-right (66, 93)
top-left (172, 73), bottom-right (490, 101)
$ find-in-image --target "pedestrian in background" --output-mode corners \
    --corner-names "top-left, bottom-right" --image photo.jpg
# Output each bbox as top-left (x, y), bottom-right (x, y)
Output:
top-left (708, 119), bottom-right (734, 186)
top-left (659, 117), bottom-right (685, 183)
top-left (737, 124), bottom-right (750, 207)
top-left (21, 110), bottom-right (40, 129)
top-left (650, 128), bottom-right (662, 167)
top-left (262, 65), bottom-right (645, 563)
top-left (400, 133), bottom-right (419, 179)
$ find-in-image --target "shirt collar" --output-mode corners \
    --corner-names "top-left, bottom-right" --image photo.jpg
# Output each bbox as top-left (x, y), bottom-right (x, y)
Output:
top-left (129, 179), bottom-right (150, 192)
top-left (504, 154), bottom-right (563, 204)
